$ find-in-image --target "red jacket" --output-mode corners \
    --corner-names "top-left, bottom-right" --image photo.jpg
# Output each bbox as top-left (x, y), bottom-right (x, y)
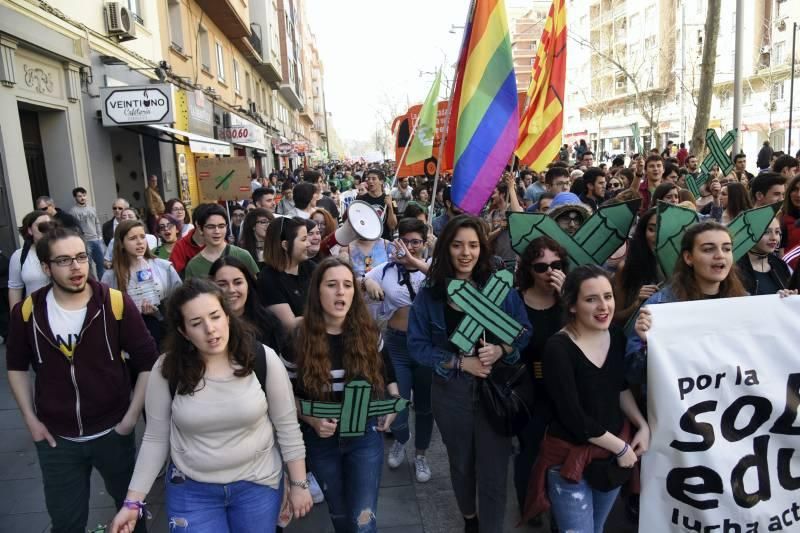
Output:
top-left (6, 279), bottom-right (159, 438)
top-left (169, 228), bottom-right (204, 274)
top-left (520, 420), bottom-right (639, 523)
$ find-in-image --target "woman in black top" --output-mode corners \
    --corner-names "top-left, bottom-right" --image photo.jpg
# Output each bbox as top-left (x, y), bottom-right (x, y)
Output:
top-left (543, 266), bottom-right (649, 533)
top-left (258, 216), bottom-right (313, 331)
top-left (736, 217), bottom-right (793, 295)
top-left (289, 257), bottom-right (399, 533)
top-left (513, 236), bottom-right (568, 513)
top-left (239, 208), bottom-right (272, 269)
top-left (210, 256), bottom-right (284, 354)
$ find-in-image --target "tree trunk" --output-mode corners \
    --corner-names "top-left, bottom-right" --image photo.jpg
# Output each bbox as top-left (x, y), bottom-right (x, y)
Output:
top-left (690, 0), bottom-right (722, 157)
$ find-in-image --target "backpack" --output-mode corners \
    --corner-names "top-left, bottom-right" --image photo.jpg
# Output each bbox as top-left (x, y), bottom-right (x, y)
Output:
top-left (22, 287), bottom-right (124, 322)
top-left (169, 342), bottom-right (268, 399)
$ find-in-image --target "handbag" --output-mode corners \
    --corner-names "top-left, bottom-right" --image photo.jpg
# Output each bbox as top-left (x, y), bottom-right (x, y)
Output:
top-left (478, 359), bottom-right (536, 436)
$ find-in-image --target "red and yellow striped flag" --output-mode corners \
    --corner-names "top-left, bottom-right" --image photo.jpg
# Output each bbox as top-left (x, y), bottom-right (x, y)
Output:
top-left (514, 0), bottom-right (567, 171)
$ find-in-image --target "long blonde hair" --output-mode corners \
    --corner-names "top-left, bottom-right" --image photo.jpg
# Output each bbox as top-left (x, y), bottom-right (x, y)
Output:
top-left (112, 220), bottom-right (154, 292)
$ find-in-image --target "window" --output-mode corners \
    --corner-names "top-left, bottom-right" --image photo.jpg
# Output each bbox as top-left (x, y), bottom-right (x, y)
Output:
top-left (168, 0), bottom-right (183, 50)
top-left (199, 26), bottom-right (210, 71)
top-left (127, 0), bottom-right (143, 24)
top-left (772, 82), bottom-right (785, 101)
top-left (215, 42), bottom-right (225, 81)
top-left (245, 71), bottom-right (251, 101)
top-left (645, 35), bottom-right (657, 49)
top-left (233, 60), bottom-right (241, 94)
top-left (775, 42), bottom-right (786, 65)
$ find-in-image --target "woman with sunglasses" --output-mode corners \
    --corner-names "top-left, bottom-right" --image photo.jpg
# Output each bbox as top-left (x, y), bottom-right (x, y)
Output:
top-left (153, 214), bottom-right (182, 261)
top-left (612, 207), bottom-right (664, 326)
top-left (290, 258), bottom-right (399, 533)
top-left (8, 210), bottom-right (52, 309)
top-left (513, 236), bottom-right (569, 518)
top-left (239, 208), bottom-right (273, 269)
top-left (258, 216), bottom-right (312, 331)
top-left (408, 215), bottom-right (531, 533)
top-left (165, 198), bottom-right (194, 237)
top-left (605, 178), bottom-right (623, 199)
top-left (101, 220), bottom-right (181, 345)
top-left (363, 218), bottom-right (434, 482)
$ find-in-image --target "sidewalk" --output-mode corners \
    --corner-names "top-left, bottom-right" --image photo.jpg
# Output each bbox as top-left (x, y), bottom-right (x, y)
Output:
top-left (0, 343), bottom-right (636, 532)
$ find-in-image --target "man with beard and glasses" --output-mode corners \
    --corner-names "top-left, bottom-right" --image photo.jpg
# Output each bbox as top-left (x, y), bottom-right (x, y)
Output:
top-left (6, 227), bottom-right (158, 533)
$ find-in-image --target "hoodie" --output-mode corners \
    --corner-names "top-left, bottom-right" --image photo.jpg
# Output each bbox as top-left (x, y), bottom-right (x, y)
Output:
top-left (6, 279), bottom-right (159, 437)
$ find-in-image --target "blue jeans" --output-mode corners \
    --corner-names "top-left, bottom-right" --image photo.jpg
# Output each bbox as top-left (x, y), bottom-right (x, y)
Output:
top-left (165, 463), bottom-right (283, 533)
top-left (385, 328), bottom-right (433, 450)
top-left (303, 421), bottom-right (383, 533)
top-left (86, 239), bottom-right (105, 279)
top-left (546, 466), bottom-right (620, 533)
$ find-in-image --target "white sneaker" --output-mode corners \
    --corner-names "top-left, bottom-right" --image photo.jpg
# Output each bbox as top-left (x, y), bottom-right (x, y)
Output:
top-left (414, 455), bottom-right (432, 483)
top-left (387, 440), bottom-right (406, 469)
top-left (308, 472), bottom-right (325, 504)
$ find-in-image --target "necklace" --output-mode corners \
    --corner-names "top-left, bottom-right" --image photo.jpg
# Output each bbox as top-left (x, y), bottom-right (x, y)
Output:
top-left (748, 250), bottom-right (770, 272)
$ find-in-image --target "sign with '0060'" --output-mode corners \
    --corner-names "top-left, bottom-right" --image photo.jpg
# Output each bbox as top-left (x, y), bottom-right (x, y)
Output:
top-left (100, 84), bottom-right (174, 126)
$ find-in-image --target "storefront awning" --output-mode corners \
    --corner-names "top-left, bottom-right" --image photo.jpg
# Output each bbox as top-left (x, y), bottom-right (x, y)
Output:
top-left (147, 124), bottom-right (231, 156)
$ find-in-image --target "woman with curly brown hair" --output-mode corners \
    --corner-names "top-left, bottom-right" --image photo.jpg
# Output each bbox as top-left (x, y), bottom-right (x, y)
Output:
top-left (109, 278), bottom-right (312, 533)
top-left (287, 257), bottom-right (399, 533)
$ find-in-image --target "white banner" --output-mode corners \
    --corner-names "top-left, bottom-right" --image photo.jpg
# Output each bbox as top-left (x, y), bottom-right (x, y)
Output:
top-left (641, 295), bottom-right (800, 533)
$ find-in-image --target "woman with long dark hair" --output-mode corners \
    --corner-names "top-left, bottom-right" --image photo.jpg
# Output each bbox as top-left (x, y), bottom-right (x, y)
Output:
top-left (513, 236), bottom-right (569, 516)
top-left (8, 210), bottom-right (52, 309)
top-left (239, 208), bottom-right (273, 268)
top-left (101, 220), bottom-right (181, 345)
top-left (736, 218), bottom-right (794, 295)
top-left (612, 208), bottom-right (664, 326)
top-left (720, 182), bottom-right (752, 224)
top-left (289, 258), bottom-right (399, 533)
top-left (408, 215), bottom-right (531, 533)
top-left (109, 279), bottom-right (312, 533)
top-left (781, 175), bottom-right (800, 253)
top-left (258, 216), bottom-right (312, 331)
top-left (523, 266), bottom-right (649, 532)
top-left (628, 221), bottom-right (749, 383)
top-left (210, 255), bottom-right (284, 354)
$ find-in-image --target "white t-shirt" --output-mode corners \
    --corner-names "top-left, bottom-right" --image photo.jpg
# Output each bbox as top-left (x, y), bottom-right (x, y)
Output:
top-left (8, 246), bottom-right (49, 295)
top-left (46, 290), bottom-right (114, 441)
top-left (365, 261), bottom-right (427, 322)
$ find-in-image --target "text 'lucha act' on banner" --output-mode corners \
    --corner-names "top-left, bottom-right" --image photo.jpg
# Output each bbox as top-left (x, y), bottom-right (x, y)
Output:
top-left (641, 295), bottom-right (800, 533)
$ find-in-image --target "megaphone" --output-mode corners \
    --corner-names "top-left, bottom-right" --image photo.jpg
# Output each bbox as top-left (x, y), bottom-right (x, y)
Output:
top-left (320, 200), bottom-right (382, 256)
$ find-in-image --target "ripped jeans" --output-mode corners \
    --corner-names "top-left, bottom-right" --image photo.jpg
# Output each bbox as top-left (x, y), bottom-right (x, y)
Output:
top-left (546, 466), bottom-right (620, 533)
top-left (303, 420), bottom-right (383, 533)
top-left (165, 463), bottom-right (283, 532)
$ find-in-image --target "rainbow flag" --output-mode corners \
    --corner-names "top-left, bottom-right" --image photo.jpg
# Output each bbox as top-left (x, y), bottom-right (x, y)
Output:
top-left (444, 0), bottom-right (518, 214)
top-left (515, 0), bottom-right (567, 171)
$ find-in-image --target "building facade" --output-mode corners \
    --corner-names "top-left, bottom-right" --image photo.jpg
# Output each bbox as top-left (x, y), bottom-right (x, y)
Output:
top-left (0, 0), bottom-right (331, 254)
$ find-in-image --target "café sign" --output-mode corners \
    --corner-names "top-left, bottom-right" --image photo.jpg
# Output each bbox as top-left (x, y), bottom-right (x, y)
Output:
top-left (100, 84), bottom-right (174, 126)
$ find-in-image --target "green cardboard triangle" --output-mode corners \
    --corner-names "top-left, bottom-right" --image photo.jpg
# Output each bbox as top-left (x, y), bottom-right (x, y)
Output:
top-left (656, 202), bottom-right (700, 278)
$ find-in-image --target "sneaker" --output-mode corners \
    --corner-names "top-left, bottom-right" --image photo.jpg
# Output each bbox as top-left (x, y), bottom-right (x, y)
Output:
top-left (308, 472), bottom-right (325, 504)
top-left (387, 440), bottom-right (406, 469)
top-left (414, 455), bottom-right (431, 483)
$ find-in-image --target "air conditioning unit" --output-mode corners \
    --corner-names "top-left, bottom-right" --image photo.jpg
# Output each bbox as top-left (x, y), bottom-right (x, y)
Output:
top-left (761, 46), bottom-right (771, 54)
top-left (104, 2), bottom-right (137, 42)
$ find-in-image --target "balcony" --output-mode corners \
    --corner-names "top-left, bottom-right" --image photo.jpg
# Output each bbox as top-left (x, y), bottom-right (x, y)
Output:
top-left (280, 82), bottom-right (304, 111)
top-left (195, 0), bottom-right (250, 40)
top-left (242, 26), bottom-right (282, 88)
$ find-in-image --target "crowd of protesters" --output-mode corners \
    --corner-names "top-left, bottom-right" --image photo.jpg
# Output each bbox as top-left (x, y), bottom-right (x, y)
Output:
top-left (1, 144), bottom-right (798, 533)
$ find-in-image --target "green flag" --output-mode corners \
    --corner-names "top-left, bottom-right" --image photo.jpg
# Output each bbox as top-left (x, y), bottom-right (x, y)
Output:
top-left (405, 70), bottom-right (442, 165)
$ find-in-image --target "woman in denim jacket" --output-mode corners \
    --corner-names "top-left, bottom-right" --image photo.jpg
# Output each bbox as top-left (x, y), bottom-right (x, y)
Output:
top-left (407, 215), bottom-right (531, 533)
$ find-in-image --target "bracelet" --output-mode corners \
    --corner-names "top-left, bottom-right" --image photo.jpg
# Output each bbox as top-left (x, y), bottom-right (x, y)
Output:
top-left (123, 499), bottom-right (150, 519)
top-left (616, 443), bottom-right (630, 458)
top-left (457, 356), bottom-right (464, 372)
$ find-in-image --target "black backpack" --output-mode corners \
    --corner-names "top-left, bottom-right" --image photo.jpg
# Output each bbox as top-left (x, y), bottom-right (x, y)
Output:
top-left (169, 343), bottom-right (268, 399)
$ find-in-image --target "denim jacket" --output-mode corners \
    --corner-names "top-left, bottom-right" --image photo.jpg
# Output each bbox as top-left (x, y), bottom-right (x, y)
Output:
top-left (624, 285), bottom-right (678, 386)
top-left (407, 283), bottom-right (532, 378)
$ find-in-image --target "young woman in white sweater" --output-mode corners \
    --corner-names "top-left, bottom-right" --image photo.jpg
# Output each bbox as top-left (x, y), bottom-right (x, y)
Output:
top-left (110, 279), bottom-right (312, 533)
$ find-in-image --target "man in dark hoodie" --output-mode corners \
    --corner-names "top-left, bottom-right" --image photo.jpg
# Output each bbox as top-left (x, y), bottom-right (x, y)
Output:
top-left (6, 226), bottom-right (158, 533)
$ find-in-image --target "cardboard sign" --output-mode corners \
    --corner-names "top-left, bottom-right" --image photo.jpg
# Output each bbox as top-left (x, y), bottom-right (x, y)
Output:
top-left (196, 157), bottom-right (251, 202)
top-left (641, 295), bottom-right (800, 533)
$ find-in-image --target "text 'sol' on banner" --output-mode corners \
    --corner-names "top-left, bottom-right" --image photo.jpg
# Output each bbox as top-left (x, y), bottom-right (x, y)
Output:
top-left (641, 295), bottom-right (800, 533)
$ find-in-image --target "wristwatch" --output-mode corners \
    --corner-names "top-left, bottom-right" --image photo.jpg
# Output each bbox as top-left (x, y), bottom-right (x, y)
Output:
top-left (289, 478), bottom-right (310, 489)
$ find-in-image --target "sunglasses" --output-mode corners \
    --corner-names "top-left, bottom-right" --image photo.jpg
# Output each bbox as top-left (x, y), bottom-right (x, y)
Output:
top-left (532, 260), bottom-right (563, 273)
top-left (608, 182), bottom-right (622, 189)
top-left (158, 223), bottom-right (175, 231)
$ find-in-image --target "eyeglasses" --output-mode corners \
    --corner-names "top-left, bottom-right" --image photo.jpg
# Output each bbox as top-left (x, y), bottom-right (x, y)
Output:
top-left (556, 212), bottom-right (583, 226)
top-left (401, 238), bottom-right (424, 247)
top-left (608, 182), bottom-right (622, 189)
top-left (203, 223), bottom-right (228, 231)
top-left (112, 206), bottom-right (125, 211)
top-left (158, 223), bottom-right (175, 231)
top-left (532, 260), bottom-right (563, 273)
top-left (171, 206), bottom-right (186, 212)
top-left (49, 253), bottom-right (90, 267)
top-left (256, 219), bottom-right (269, 225)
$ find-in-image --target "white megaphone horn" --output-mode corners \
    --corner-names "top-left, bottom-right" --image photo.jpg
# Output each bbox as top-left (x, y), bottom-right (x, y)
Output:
top-left (320, 200), bottom-right (382, 256)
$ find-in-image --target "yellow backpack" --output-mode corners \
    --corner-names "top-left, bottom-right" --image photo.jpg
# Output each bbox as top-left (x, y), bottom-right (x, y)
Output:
top-left (21, 288), bottom-right (124, 322)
